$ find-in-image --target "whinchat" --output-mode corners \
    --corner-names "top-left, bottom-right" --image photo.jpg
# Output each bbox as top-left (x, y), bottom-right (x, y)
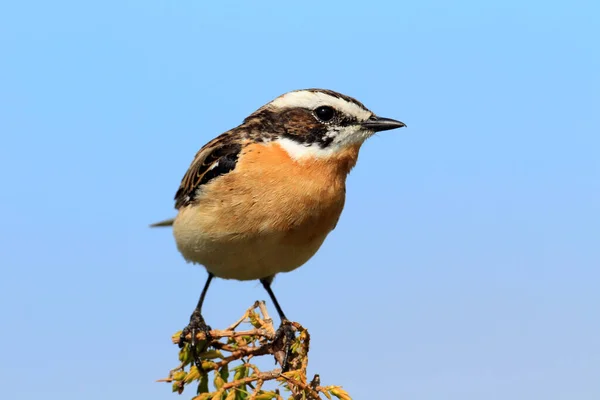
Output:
top-left (152, 89), bottom-right (405, 367)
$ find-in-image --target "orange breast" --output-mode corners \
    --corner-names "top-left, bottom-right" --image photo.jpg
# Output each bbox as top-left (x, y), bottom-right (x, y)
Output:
top-left (195, 141), bottom-right (360, 244)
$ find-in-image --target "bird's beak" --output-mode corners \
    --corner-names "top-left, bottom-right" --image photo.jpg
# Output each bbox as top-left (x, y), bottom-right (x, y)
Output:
top-left (361, 116), bottom-right (406, 132)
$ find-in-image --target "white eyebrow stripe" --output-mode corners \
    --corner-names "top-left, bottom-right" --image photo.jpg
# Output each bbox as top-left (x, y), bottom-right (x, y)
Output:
top-left (268, 91), bottom-right (372, 121)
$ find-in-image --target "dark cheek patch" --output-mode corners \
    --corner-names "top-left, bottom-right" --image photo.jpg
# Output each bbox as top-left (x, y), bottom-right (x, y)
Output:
top-left (280, 109), bottom-right (334, 148)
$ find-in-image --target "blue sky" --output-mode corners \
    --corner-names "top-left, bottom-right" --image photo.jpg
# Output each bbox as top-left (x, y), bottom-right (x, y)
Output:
top-left (1, 1), bottom-right (598, 399)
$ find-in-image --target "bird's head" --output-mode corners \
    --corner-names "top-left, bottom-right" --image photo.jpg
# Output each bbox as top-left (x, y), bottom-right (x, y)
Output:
top-left (244, 88), bottom-right (405, 160)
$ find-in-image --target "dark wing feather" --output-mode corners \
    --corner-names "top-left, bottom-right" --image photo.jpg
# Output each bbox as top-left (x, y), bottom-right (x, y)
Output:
top-left (174, 134), bottom-right (242, 209)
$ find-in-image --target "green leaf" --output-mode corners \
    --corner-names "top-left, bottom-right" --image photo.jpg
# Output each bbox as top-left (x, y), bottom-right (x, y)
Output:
top-left (172, 371), bottom-right (187, 381)
top-left (254, 392), bottom-right (277, 400)
top-left (179, 346), bottom-right (192, 365)
top-left (220, 364), bottom-right (230, 382)
top-left (198, 374), bottom-right (209, 394)
top-left (171, 382), bottom-right (183, 394)
top-left (234, 365), bottom-right (247, 381)
top-left (200, 350), bottom-right (224, 359)
top-left (235, 387), bottom-right (248, 400)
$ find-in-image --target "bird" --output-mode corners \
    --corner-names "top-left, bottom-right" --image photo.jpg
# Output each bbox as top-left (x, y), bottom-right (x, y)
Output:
top-left (151, 88), bottom-right (405, 368)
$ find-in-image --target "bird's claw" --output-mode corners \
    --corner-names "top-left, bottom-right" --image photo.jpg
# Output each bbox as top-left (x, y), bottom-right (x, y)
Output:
top-left (272, 320), bottom-right (296, 372)
top-left (180, 309), bottom-right (212, 370)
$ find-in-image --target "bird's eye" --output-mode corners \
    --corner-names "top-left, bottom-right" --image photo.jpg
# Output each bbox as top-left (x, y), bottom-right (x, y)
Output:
top-left (314, 106), bottom-right (335, 122)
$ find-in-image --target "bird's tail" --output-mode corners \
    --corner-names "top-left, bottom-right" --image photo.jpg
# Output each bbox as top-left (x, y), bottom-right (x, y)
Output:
top-left (149, 218), bottom-right (175, 228)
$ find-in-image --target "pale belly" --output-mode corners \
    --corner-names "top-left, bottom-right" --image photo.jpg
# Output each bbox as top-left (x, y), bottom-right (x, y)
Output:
top-left (172, 220), bottom-right (331, 280)
top-left (171, 176), bottom-right (346, 280)
top-left (171, 177), bottom-right (346, 280)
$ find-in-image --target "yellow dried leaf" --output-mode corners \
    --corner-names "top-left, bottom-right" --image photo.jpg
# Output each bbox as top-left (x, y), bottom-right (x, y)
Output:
top-left (225, 389), bottom-right (236, 400)
top-left (202, 361), bottom-right (217, 370)
top-left (192, 393), bottom-right (212, 400)
top-left (214, 374), bottom-right (225, 390)
top-left (184, 366), bottom-right (201, 383)
top-left (329, 387), bottom-right (351, 400)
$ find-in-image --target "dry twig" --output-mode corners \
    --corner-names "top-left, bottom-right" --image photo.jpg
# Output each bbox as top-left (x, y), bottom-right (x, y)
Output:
top-left (158, 301), bottom-right (351, 400)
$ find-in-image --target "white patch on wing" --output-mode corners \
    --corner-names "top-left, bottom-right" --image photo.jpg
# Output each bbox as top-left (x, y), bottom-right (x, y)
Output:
top-left (269, 90), bottom-right (372, 122)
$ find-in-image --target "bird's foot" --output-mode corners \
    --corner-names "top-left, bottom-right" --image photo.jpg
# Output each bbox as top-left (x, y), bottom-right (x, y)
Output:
top-left (179, 309), bottom-right (212, 370)
top-left (272, 320), bottom-right (296, 372)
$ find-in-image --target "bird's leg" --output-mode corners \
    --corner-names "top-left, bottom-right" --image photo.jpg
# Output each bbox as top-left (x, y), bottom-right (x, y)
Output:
top-left (260, 277), bottom-right (296, 371)
top-left (181, 273), bottom-right (214, 370)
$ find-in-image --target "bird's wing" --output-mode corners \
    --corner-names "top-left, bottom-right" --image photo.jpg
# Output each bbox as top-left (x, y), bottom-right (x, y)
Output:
top-left (174, 133), bottom-right (243, 209)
